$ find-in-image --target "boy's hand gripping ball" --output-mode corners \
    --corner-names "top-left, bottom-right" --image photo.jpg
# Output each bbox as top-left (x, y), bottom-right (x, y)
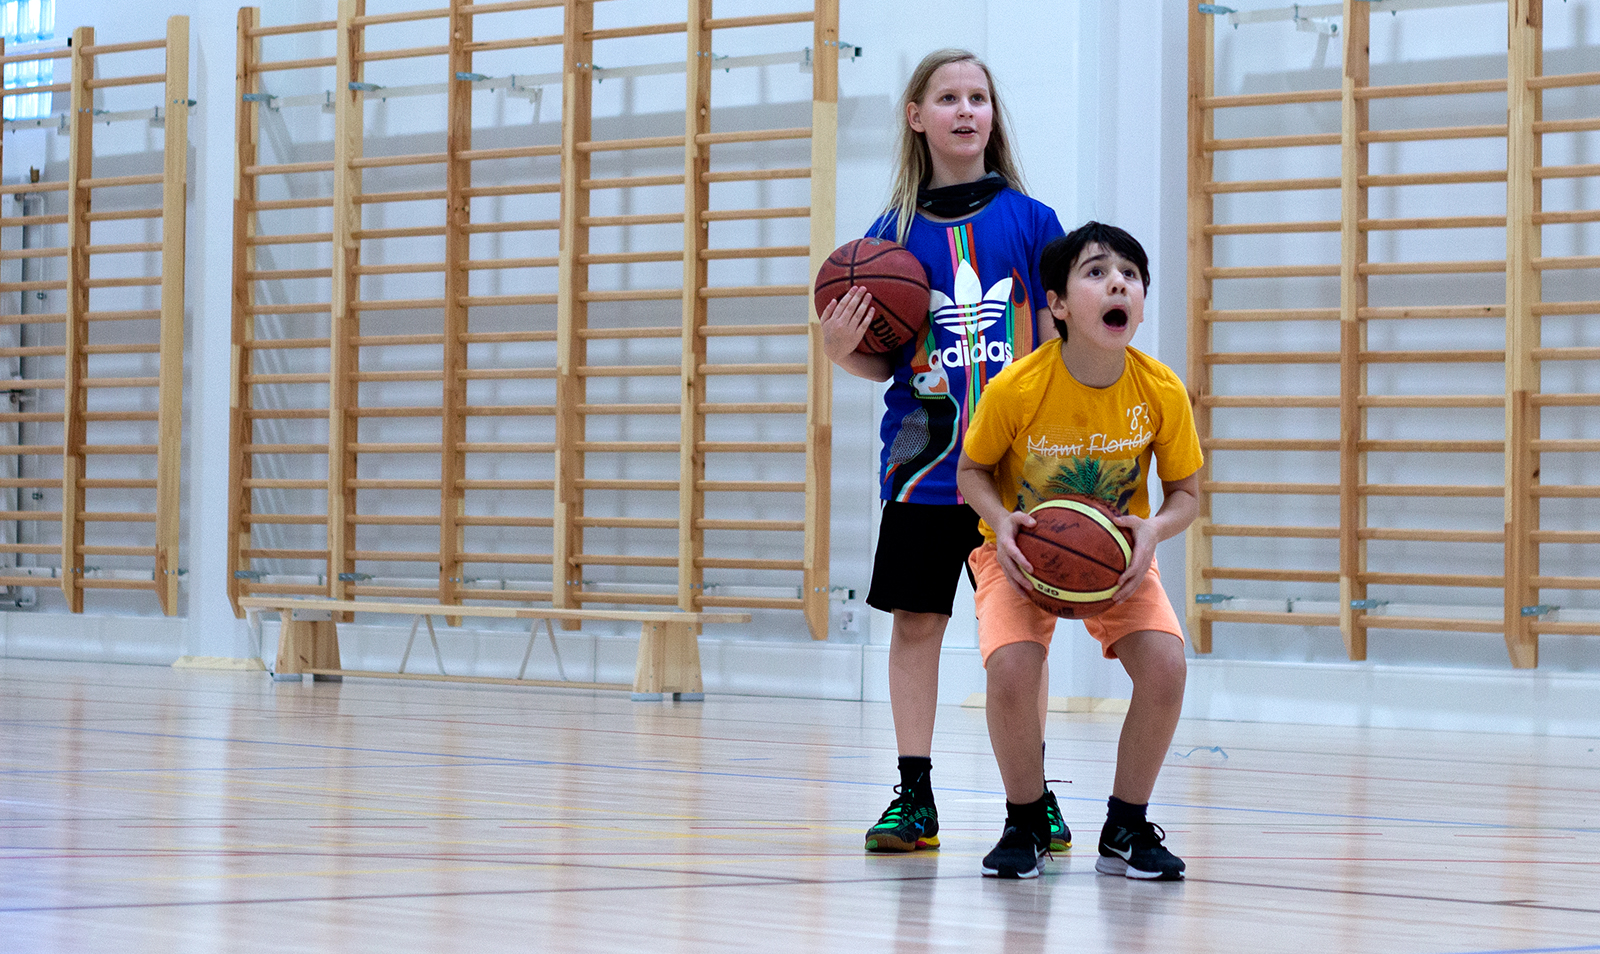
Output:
top-left (1014, 495), bottom-right (1135, 620)
top-left (813, 238), bottom-right (931, 354)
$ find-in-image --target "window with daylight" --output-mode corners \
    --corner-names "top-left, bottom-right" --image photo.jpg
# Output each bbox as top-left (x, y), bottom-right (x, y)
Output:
top-left (2, 0), bottom-right (57, 121)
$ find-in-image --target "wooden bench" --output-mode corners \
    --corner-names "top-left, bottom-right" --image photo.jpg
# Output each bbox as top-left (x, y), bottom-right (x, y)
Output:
top-left (237, 597), bottom-right (752, 701)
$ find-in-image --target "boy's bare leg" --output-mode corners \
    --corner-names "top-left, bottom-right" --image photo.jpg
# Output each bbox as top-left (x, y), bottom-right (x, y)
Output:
top-left (1108, 629), bottom-right (1187, 803)
top-left (1038, 658), bottom-right (1050, 731)
top-left (888, 610), bottom-right (949, 756)
top-left (985, 640), bottom-right (1047, 802)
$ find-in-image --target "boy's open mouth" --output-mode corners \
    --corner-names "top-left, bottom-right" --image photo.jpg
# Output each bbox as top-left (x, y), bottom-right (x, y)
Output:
top-left (1103, 308), bottom-right (1129, 329)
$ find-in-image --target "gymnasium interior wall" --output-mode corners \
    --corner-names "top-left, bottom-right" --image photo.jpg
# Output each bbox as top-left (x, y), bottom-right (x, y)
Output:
top-left (3, 0), bottom-right (1597, 736)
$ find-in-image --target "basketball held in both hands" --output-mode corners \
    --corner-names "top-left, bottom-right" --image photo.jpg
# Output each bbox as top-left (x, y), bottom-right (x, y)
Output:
top-left (1013, 495), bottom-right (1136, 620)
top-left (813, 238), bottom-right (930, 354)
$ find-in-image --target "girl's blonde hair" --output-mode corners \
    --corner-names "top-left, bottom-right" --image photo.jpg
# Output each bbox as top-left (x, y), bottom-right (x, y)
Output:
top-left (878, 49), bottom-right (1028, 245)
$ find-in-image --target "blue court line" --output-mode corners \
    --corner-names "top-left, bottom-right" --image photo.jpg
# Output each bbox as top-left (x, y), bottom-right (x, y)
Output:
top-left (1442, 946), bottom-right (1600, 954)
top-left (12, 723), bottom-right (1600, 834)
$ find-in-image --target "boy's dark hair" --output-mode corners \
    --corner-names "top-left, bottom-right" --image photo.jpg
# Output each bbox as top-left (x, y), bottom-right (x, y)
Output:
top-left (1040, 221), bottom-right (1151, 341)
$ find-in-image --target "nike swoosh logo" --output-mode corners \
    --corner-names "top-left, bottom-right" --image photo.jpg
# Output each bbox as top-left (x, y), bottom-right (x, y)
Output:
top-left (1108, 844), bottom-right (1133, 861)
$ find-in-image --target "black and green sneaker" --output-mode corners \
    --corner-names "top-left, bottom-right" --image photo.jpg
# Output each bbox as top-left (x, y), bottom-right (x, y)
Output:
top-left (864, 785), bottom-right (939, 852)
top-left (1043, 788), bottom-right (1072, 852)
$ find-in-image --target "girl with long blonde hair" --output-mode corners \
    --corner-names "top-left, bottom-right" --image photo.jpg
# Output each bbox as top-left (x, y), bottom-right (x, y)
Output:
top-left (818, 48), bottom-right (1066, 862)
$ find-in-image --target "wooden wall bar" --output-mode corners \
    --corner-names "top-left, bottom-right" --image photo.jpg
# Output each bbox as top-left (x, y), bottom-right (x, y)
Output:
top-left (230, 1), bottom-right (836, 638)
top-left (1188, 0), bottom-right (1598, 667)
top-left (0, 17), bottom-right (188, 613)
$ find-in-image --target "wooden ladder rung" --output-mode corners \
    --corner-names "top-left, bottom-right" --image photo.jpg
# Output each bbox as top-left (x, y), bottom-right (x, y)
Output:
top-left (576, 480), bottom-right (678, 491)
top-left (580, 213), bottom-right (684, 227)
top-left (699, 362), bottom-right (807, 375)
top-left (1361, 529), bottom-right (1503, 543)
top-left (586, 21), bottom-right (688, 41)
top-left (1203, 221), bottom-right (1339, 236)
top-left (702, 167), bottom-right (811, 184)
top-left (243, 161), bottom-right (335, 177)
top-left (461, 404), bottom-right (557, 417)
top-left (578, 403), bottom-right (680, 415)
top-left (455, 442), bottom-right (555, 454)
top-left (456, 516), bottom-right (555, 529)
top-left (255, 56), bottom-right (336, 72)
top-left (1358, 616), bottom-right (1503, 634)
top-left (354, 226), bottom-right (447, 240)
top-left (465, 34), bottom-right (564, 54)
top-left (1361, 215), bottom-right (1504, 231)
top-left (458, 294), bottom-right (558, 307)
top-left (1360, 124), bottom-right (1505, 144)
top-left (701, 402), bottom-right (806, 414)
top-left (458, 145), bottom-right (562, 162)
top-left (1360, 305), bottom-right (1505, 320)
top-left (1204, 265), bottom-right (1340, 279)
top-left (697, 558), bottom-right (803, 570)
top-left (1360, 349), bottom-right (1504, 363)
top-left (701, 323), bottom-right (808, 337)
top-left (580, 251), bottom-right (682, 265)
top-left (457, 552), bottom-right (554, 565)
top-left (455, 480), bottom-right (556, 490)
top-left (462, 183), bottom-right (560, 199)
top-left (1358, 440), bottom-right (1502, 453)
top-left (1360, 170), bottom-right (1505, 187)
top-left (705, 12), bottom-right (814, 29)
top-left (350, 152), bottom-right (446, 170)
top-left (577, 136), bottom-right (686, 154)
top-left (570, 554), bottom-right (678, 567)
top-left (356, 44), bottom-right (450, 64)
top-left (577, 364), bottom-right (680, 377)
top-left (1204, 525), bottom-right (1339, 539)
top-left (700, 285), bottom-right (807, 299)
top-left (700, 207), bottom-right (809, 222)
top-left (695, 127), bottom-right (811, 146)
top-left (353, 189), bottom-right (448, 205)
top-left (1202, 568), bottom-right (1340, 583)
top-left (697, 442), bottom-right (805, 454)
top-left (1201, 89), bottom-right (1340, 109)
top-left (1204, 133), bottom-right (1341, 152)
top-left (574, 441), bottom-right (679, 453)
top-left (464, 256), bottom-right (560, 270)
top-left (698, 481), bottom-right (805, 493)
top-left (1203, 438), bottom-right (1339, 452)
top-left (1204, 351), bottom-right (1339, 365)
top-left (1203, 308), bottom-right (1340, 322)
top-left (574, 517), bottom-right (677, 529)
top-left (1203, 177), bottom-right (1339, 194)
top-left (580, 326), bottom-right (680, 340)
top-left (1357, 483), bottom-right (1502, 497)
top-left (457, 368), bottom-right (559, 382)
top-left (696, 519), bottom-right (804, 531)
top-left (1359, 260), bottom-right (1504, 275)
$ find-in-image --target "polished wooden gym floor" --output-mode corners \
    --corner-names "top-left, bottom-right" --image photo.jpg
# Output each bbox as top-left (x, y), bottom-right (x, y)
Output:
top-left (2, 657), bottom-right (1597, 953)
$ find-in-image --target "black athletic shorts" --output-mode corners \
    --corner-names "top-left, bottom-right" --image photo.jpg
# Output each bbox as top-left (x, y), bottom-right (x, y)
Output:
top-left (865, 500), bottom-right (984, 617)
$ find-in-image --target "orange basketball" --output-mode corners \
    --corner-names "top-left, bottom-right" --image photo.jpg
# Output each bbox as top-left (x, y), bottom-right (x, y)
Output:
top-left (813, 238), bottom-right (930, 353)
top-left (1013, 495), bottom-right (1135, 619)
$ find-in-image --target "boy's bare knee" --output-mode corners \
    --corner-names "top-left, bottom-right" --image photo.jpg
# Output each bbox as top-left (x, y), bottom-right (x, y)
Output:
top-left (891, 610), bottom-right (949, 646)
top-left (986, 642), bottom-right (1044, 700)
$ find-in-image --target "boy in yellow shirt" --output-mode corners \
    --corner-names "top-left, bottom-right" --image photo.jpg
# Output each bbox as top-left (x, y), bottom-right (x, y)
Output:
top-left (957, 222), bottom-right (1202, 880)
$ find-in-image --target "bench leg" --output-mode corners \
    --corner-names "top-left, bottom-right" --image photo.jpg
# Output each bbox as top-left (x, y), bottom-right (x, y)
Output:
top-left (632, 620), bottom-right (703, 702)
top-left (274, 611), bottom-right (341, 682)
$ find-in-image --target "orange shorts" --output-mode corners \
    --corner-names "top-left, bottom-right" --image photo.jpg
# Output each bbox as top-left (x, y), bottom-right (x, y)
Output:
top-left (968, 542), bottom-right (1185, 665)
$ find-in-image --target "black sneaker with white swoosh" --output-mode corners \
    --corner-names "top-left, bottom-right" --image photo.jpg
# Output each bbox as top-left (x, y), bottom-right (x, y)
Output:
top-left (1095, 817), bottom-right (1185, 880)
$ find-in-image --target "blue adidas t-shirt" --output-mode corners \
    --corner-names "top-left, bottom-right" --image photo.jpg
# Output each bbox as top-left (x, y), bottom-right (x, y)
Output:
top-left (868, 188), bottom-right (1063, 504)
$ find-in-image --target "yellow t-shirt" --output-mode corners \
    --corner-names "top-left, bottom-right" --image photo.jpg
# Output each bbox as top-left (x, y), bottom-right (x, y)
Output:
top-left (963, 340), bottom-right (1205, 542)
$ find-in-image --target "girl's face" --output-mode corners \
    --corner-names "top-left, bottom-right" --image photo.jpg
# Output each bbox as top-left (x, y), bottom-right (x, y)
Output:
top-left (907, 60), bottom-right (994, 175)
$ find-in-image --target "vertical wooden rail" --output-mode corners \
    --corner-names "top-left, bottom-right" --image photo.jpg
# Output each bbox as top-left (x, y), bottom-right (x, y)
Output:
top-left (440, 1), bottom-right (473, 614)
top-left (155, 14), bottom-right (190, 615)
top-left (1185, 3), bottom-right (1215, 653)
top-left (328, 0), bottom-right (365, 604)
top-left (679, 1), bottom-right (712, 618)
top-left (227, 7), bottom-right (261, 617)
top-left (1504, 0), bottom-right (1542, 668)
top-left (803, 0), bottom-right (838, 640)
top-left (1337, 0), bottom-right (1371, 661)
top-left (553, 0), bottom-right (593, 627)
top-left (60, 26), bottom-right (94, 613)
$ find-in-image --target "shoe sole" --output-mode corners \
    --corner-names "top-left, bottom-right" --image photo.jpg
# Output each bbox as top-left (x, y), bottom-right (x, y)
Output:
top-left (864, 833), bottom-right (940, 852)
top-left (1094, 855), bottom-right (1183, 881)
top-left (982, 848), bottom-right (1045, 879)
top-left (1049, 837), bottom-right (1071, 852)
top-left (981, 861), bottom-right (1041, 879)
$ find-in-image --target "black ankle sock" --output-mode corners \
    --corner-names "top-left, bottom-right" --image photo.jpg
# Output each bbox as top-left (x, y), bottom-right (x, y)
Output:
top-left (1006, 793), bottom-right (1051, 840)
top-left (1107, 795), bottom-right (1148, 826)
top-left (898, 756), bottom-right (934, 803)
